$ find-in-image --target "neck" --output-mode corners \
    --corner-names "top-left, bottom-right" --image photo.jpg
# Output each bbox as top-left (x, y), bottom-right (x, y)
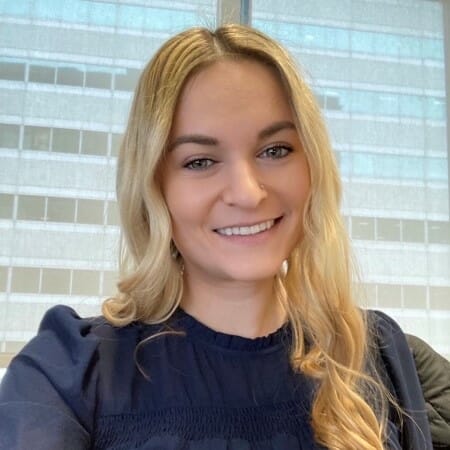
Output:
top-left (180, 272), bottom-right (286, 339)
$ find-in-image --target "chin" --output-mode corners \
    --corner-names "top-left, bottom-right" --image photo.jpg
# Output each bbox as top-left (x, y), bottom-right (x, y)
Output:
top-left (220, 263), bottom-right (284, 283)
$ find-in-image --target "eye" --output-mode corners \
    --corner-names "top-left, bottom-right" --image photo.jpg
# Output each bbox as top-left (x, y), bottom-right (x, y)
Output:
top-left (184, 158), bottom-right (215, 170)
top-left (259, 144), bottom-right (292, 160)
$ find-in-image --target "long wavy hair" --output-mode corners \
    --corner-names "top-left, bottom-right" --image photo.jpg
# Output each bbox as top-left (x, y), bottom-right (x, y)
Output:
top-left (103, 24), bottom-right (390, 450)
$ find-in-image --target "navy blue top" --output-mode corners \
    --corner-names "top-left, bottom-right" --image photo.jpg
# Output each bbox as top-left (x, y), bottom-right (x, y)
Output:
top-left (0, 305), bottom-right (432, 449)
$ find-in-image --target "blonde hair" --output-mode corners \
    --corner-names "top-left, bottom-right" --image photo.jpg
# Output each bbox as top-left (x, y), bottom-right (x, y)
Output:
top-left (103, 25), bottom-right (389, 450)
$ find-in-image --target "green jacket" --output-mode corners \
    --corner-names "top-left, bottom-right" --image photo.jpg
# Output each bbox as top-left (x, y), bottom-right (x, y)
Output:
top-left (406, 334), bottom-right (450, 450)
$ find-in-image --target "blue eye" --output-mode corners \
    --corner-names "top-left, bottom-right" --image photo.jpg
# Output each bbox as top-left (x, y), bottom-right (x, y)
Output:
top-left (184, 158), bottom-right (215, 170)
top-left (260, 145), bottom-right (292, 159)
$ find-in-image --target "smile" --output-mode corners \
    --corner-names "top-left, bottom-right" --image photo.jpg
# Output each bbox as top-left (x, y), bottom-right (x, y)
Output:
top-left (215, 219), bottom-right (276, 236)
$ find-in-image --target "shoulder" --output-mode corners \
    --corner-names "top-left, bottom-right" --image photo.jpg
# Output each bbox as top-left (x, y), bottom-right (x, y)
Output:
top-left (366, 309), bottom-right (416, 368)
top-left (365, 309), bottom-right (418, 388)
top-left (367, 309), bottom-right (405, 339)
top-left (0, 304), bottom-right (155, 445)
top-left (29, 304), bottom-right (149, 352)
top-left (36, 303), bottom-right (103, 341)
top-left (0, 305), bottom-right (103, 445)
top-left (365, 309), bottom-right (433, 450)
top-left (16, 304), bottom-right (108, 369)
top-left (405, 334), bottom-right (450, 448)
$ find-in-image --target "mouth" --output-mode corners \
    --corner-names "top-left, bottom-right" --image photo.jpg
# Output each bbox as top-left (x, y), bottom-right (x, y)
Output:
top-left (214, 217), bottom-right (282, 237)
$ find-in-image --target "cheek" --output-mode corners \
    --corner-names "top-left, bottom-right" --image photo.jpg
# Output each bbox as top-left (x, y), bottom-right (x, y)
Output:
top-left (163, 179), bottom-right (211, 232)
top-left (286, 170), bottom-right (310, 210)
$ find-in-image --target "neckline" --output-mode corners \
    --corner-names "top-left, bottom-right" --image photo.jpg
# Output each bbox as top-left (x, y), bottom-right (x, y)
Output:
top-left (171, 308), bottom-right (291, 352)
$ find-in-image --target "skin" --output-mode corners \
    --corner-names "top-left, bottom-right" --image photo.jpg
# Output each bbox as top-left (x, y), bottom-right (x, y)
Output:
top-left (161, 59), bottom-right (310, 338)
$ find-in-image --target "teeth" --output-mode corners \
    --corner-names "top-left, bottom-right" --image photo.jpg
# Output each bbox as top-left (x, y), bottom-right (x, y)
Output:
top-left (216, 219), bottom-right (275, 236)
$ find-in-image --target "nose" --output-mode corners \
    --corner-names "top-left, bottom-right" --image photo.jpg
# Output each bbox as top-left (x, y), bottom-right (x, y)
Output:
top-left (222, 162), bottom-right (267, 208)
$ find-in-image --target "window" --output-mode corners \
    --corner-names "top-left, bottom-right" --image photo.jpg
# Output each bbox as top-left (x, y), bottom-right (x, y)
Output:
top-left (0, 194), bottom-right (14, 219)
top-left (23, 126), bottom-right (50, 151)
top-left (52, 128), bottom-right (80, 153)
top-left (17, 195), bottom-right (45, 221)
top-left (85, 70), bottom-right (111, 90)
top-left (81, 130), bottom-right (108, 156)
top-left (29, 65), bottom-right (55, 84)
top-left (0, 60), bottom-right (25, 81)
top-left (377, 218), bottom-right (401, 242)
top-left (352, 216), bottom-right (375, 240)
top-left (0, 124), bottom-right (20, 148)
top-left (46, 197), bottom-right (76, 223)
top-left (56, 66), bottom-right (84, 86)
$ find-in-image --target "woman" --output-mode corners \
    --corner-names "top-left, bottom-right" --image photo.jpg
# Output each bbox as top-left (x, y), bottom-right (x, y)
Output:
top-left (0, 25), bottom-right (432, 450)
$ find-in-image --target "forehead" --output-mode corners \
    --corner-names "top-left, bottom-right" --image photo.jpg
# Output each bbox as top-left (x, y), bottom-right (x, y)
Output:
top-left (172, 59), bottom-right (294, 135)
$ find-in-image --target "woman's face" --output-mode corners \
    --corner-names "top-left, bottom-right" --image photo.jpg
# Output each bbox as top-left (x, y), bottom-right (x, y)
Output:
top-left (161, 59), bottom-right (310, 285)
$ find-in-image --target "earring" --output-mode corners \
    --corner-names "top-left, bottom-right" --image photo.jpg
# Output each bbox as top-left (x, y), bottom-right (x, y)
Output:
top-left (170, 240), bottom-right (180, 259)
top-left (179, 259), bottom-right (185, 277)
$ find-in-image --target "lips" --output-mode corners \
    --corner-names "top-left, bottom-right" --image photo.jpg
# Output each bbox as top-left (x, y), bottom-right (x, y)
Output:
top-left (214, 217), bottom-right (282, 236)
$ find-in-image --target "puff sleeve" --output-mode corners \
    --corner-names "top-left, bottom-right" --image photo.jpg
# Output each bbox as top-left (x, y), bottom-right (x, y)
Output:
top-left (0, 305), bottom-right (100, 450)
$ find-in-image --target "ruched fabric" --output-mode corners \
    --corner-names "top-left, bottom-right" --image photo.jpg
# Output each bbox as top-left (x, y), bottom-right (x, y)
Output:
top-left (0, 305), bottom-right (431, 449)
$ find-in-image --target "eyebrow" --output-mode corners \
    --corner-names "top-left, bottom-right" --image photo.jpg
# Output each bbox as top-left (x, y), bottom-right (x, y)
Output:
top-left (169, 120), bottom-right (297, 151)
top-left (258, 120), bottom-right (296, 139)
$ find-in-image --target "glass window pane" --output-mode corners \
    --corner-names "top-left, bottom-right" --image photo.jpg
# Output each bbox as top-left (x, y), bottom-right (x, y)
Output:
top-left (376, 218), bottom-right (401, 241)
top-left (85, 70), bottom-right (111, 89)
top-left (426, 97), bottom-right (446, 121)
top-left (56, 66), bottom-right (84, 86)
top-left (353, 153), bottom-right (376, 178)
top-left (29, 64), bottom-right (55, 83)
top-left (352, 216), bottom-right (375, 240)
top-left (351, 30), bottom-right (373, 53)
top-left (0, 194), bottom-right (14, 219)
top-left (111, 133), bottom-right (122, 157)
top-left (361, 283), bottom-right (377, 307)
top-left (375, 93), bottom-right (398, 116)
top-left (76, 199), bottom-right (104, 224)
top-left (41, 268), bottom-right (70, 294)
top-left (5, 341), bottom-right (25, 354)
top-left (23, 126), bottom-right (50, 151)
top-left (399, 94), bottom-right (423, 119)
top-left (376, 154), bottom-right (400, 179)
top-left (11, 267), bottom-right (40, 293)
top-left (429, 287), bottom-right (450, 310)
top-left (107, 201), bottom-right (119, 226)
top-left (88, 2), bottom-right (115, 27)
top-left (114, 68), bottom-right (140, 91)
top-left (0, 266), bottom-right (7, 291)
top-left (46, 197), bottom-right (75, 222)
top-left (81, 130), bottom-right (108, 156)
top-left (72, 270), bottom-right (99, 296)
top-left (377, 284), bottom-right (402, 308)
top-left (423, 38), bottom-right (444, 60)
top-left (403, 220), bottom-right (425, 243)
top-left (403, 285), bottom-right (426, 309)
top-left (0, 124), bottom-right (20, 148)
top-left (0, 61), bottom-right (25, 81)
top-left (428, 221), bottom-right (450, 245)
top-left (17, 195), bottom-right (45, 221)
top-left (399, 35), bottom-right (420, 59)
top-left (102, 270), bottom-right (118, 296)
top-left (52, 128), bottom-right (79, 153)
top-left (118, 4), bottom-right (144, 29)
top-left (427, 158), bottom-right (447, 181)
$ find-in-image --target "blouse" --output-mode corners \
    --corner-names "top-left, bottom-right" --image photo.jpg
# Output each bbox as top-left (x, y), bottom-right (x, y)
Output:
top-left (0, 305), bottom-right (432, 449)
